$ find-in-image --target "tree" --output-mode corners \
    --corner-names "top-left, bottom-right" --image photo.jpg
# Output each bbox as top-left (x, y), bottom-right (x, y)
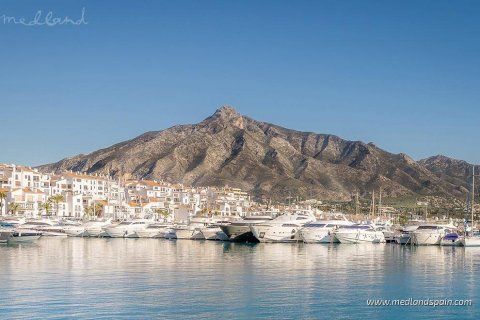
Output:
top-left (9, 202), bottom-right (20, 216)
top-left (93, 202), bottom-right (104, 217)
top-left (0, 190), bottom-right (7, 215)
top-left (154, 208), bottom-right (170, 221)
top-left (49, 194), bottom-right (65, 218)
top-left (40, 201), bottom-right (53, 216)
top-left (84, 205), bottom-right (94, 219)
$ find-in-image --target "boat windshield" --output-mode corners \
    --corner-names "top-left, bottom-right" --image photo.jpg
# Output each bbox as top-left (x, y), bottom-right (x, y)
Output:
top-left (417, 226), bottom-right (439, 230)
top-left (341, 225), bottom-right (370, 229)
top-left (305, 223), bottom-right (326, 228)
top-left (119, 222), bottom-right (132, 225)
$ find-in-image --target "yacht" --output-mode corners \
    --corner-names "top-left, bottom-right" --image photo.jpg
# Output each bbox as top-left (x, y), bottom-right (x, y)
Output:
top-left (0, 217), bottom-right (26, 228)
top-left (461, 235), bottom-right (480, 247)
top-left (334, 224), bottom-right (386, 244)
top-left (175, 225), bottom-right (204, 240)
top-left (104, 219), bottom-right (152, 238)
top-left (17, 219), bottom-right (67, 237)
top-left (64, 218), bottom-right (112, 237)
top-left (410, 224), bottom-right (456, 246)
top-left (440, 232), bottom-right (462, 246)
top-left (135, 223), bottom-right (170, 238)
top-left (250, 212), bottom-right (316, 243)
top-left (219, 215), bottom-right (274, 242)
top-left (174, 216), bottom-right (214, 240)
top-left (0, 228), bottom-right (42, 243)
top-left (300, 219), bottom-right (354, 243)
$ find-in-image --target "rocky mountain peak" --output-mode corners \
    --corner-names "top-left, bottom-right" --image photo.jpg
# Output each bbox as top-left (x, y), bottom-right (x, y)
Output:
top-left (203, 105), bottom-right (245, 130)
top-left (213, 105), bottom-right (241, 118)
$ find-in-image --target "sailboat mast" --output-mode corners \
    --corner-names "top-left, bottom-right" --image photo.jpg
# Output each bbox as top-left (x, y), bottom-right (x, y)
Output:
top-left (378, 188), bottom-right (382, 217)
top-left (472, 165), bottom-right (475, 227)
top-left (371, 190), bottom-right (375, 219)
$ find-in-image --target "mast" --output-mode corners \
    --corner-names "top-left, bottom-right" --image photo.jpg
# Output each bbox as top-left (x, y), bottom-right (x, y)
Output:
top-left (472, 165), bottom-right (475, 227)
top-left (355, 191), bottom-right (359, 216)
top-left (371, 190), bottom-right (375, 219)
top-left (378, 188), bottom-right (382, 217)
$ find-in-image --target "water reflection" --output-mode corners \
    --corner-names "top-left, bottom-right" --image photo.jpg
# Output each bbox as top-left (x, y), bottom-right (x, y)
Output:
top-left (0, 239), bottom-right (478, 319)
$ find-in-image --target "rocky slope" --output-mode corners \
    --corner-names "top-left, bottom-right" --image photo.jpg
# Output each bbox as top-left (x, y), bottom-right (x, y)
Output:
top-left (37, 106), bottom-right (470, 200)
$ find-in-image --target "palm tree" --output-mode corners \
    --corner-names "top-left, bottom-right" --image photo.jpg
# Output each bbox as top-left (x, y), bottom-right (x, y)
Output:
top-left (154, 208), bottom-right (170, 221)
top-left (0, 190), bottom-right (7, 216)
top-left (40, 201), bottom-right (53, 216)
top-left (84, 205), bottom-right (94, 219)
top-left (93, 202), bottom-right (104, 217)
top-left (9, 202), bottom-right (20, 216)
top-left (49, 194), bottom-right (65, 218)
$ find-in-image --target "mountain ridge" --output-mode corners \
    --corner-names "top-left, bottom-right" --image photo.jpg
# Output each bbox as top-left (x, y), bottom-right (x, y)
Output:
top-left (37, 106), bottom-right (472, 201)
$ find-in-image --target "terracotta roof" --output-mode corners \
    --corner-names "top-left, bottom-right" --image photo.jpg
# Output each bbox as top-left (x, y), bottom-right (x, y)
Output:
top-left (141, 180), bottom-right (162, 187)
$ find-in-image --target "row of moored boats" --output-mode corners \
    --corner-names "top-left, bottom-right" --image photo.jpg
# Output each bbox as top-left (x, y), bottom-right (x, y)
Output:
top-left (1, 212), bottom-right (479, 246)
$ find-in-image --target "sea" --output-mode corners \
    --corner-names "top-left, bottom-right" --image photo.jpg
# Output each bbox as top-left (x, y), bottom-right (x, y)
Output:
top-left (0, 238), bottom-right (478, 319)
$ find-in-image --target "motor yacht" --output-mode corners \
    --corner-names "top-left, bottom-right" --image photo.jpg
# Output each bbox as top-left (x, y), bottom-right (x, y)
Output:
top-left (334, 224), bottom-right (386, 244)
top-left (300, 219), bottom-right (354, 243)
top-left (0, 228), bottom-right (42, 243)
top-left (440, 232), bottom-right (463, 246)
top-left (135, 223), bottom-right (170, 238)
top-left (219, 215), bottom-right (274, 242)
top-left (0, 217), bottom-right (26, 228)
top-left (17, 219), bottom-right (66, 236)
top-left (104, 219), bottom-right (152, 238)
top-left (250, 212), bottom-right (315, 243)
top-left (411, 224), bottom-right (455, 246)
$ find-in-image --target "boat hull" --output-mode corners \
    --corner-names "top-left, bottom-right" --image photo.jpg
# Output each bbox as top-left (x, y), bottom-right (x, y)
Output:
top-left (335, 231), bottom-right (385, 244)
top-left (461, 237), bottom-right (480, 247)
top-left (219, 225), bottom-right (258, 242)
top-left (250, 225), bottom-right (302, 243)
top-left (411, 232), bottom-right (442, 245)
top-left (201, 228), bottom-right (228, 241)
top-left (175, 228), bottom-right (205, 240)
top-left (300, 229), bottom-right (337, 243)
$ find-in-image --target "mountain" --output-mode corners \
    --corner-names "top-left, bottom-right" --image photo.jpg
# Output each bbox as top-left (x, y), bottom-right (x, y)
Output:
top-left (419, 155), bottom-right (474, 190)
top-left (37, 106), bottom-right (470, 201)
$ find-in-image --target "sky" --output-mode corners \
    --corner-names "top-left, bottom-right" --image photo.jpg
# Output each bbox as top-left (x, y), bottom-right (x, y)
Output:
top-left (0, 0), bottom-right (479, 166)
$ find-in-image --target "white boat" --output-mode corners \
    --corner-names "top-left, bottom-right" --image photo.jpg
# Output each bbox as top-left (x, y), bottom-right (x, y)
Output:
top-left (461, 234), bottom-right (480, 247)
top-left (219, 215), bottom-right (274, 242)
top-left (200, 225), bottom-right (229, 241)
top-left (175, 226), bottom-right (204, 240)
top-left (86, 219), bottom-right (113, 237)
top-left (250, 212), bottom-right (316, 243)
top-left (17, 219), bottom-right (67, 237)
top-left (300, 219), bottom-right (354, 243)
top-left (334, 224), bottom-right (386, 244)
top-left (135, 223), bottom-right (169, 238)
top-left (0, 228), bottom-right (42, 243)
top-left (440, 232), bottom-right (463, 246)
top-left (411, 224), bottom-right (455, 246)
top-left (64, 225), bottom-right (88, 237)
top-left (104, 219), bottom-right (152, 238)
top-left (0, 217), bottom-right (26, 228)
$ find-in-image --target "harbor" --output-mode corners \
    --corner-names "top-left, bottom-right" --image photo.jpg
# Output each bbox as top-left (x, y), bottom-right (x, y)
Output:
top-left (1, 237), bottom-right (478, 319)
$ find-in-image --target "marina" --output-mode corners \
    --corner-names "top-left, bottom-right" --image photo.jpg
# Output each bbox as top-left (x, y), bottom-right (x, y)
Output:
top-left (0, 237), bottom-right (478, 319)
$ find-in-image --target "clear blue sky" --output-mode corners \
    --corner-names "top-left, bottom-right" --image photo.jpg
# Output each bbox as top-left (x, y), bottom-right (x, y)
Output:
top-left (1, 0), bottom-right (479, 166)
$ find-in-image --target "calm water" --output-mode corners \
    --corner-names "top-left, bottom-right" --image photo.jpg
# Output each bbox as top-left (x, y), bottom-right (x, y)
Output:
top-left (0, 238), bottom-right (479, 319)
